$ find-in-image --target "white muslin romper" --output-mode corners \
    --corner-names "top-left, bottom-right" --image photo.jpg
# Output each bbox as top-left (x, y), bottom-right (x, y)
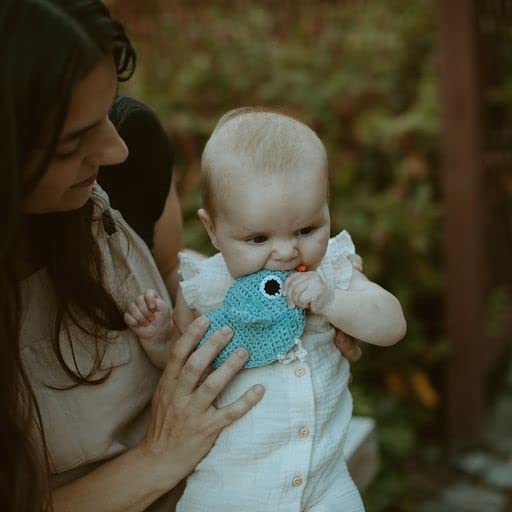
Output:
top-left (177, 231), bottom-right (365, 512)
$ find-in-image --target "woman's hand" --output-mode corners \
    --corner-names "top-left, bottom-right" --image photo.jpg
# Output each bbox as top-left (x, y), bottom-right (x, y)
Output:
top-left (335, 252), bottom-right (364, 371)
top-left (334, 330), bottom-right (362, 385)
top-left (334, 329), bottom-right (362, 364)
top-left (139, 316), bottom-right (265, 485)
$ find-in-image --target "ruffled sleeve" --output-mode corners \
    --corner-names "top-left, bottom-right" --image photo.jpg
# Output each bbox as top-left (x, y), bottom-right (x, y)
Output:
top-left (178, 252), bottom-right (233, 314)
top-left (317, 230), bottom-right (356, 291)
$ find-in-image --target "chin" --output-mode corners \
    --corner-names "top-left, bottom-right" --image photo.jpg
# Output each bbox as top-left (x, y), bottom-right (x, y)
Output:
top-left (50, 191), bottom-right (91, 213)
top-left (24, 189), bottom-right (92, 214)
top-left (64, 185), bottom-right (95, 208)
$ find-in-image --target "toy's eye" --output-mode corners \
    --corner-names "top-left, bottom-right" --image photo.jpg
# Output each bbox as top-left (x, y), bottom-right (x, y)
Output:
top-left (259, 275), bottom-right (283, 300)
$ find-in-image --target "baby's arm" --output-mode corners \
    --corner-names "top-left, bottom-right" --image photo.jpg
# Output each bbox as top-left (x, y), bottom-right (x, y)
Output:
top-left (284, 270), bottom-right (406, 347)
top-left (173, 286), bottom-right (197, 335)
top-left (124, 289), bottom-right (181, 369)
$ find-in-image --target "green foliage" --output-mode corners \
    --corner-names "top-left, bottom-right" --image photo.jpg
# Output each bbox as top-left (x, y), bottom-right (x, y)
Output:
top-left (110, 1), bottom-right (469, 509)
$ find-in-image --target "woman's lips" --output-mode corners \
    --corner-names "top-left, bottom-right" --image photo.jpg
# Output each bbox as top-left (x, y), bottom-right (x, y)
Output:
top-left (72, 173), bottom-right (98, 188)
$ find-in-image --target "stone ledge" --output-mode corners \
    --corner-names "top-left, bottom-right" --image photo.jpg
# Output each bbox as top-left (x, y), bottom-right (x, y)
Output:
top-left (344, 416), bottom-right (379, 491)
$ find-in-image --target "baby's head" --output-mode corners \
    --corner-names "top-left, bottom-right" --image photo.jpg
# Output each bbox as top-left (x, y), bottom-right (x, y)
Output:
top-left (199, 107), bottom-right (331, 279)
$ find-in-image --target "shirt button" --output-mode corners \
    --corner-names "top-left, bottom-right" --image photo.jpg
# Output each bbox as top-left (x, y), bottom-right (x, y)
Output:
top-left (295, 367), bottom-right (306, 377)
top-left (292, 475), bottom-right (304, 487)
top-left (299, 426), bottom-right (310, 438)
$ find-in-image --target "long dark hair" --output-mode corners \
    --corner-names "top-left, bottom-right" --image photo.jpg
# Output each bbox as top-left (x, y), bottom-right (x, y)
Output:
top-left (0, 1), bottom-right (135, 510)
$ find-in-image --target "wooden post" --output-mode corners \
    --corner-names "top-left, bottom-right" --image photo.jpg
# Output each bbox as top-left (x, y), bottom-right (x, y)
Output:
top-left (437, 0), bottom-right (485, 446)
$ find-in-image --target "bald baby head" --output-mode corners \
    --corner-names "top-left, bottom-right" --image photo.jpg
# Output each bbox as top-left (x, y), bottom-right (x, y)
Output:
top-left (201, 107), bottom-right (328, 219)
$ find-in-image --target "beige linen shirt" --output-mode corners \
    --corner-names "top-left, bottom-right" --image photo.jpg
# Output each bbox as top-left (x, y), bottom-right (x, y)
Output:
top-left (20, 184), bottom-right (183, 510)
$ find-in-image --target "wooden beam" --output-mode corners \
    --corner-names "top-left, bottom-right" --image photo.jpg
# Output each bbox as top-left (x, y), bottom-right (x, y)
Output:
top-left (485, 311), bottom-right (512, 374)
top-left (437, 0), bottom-right (485, 446)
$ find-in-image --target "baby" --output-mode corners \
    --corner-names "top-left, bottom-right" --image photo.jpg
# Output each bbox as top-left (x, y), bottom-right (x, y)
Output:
top-left (125, 108), bottom-right (406, 512)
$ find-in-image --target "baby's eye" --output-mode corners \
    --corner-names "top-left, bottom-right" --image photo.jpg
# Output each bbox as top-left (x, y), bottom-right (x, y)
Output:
top-left (247, 235), bottom-right (267, 245)
top-left (259, 275), bottom-right (283, 300)
top-left (298, 227), bottom-right (315, 236)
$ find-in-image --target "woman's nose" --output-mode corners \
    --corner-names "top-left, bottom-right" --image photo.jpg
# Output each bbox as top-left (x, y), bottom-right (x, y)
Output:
top-left (87, 119), bottom-right (129, 167)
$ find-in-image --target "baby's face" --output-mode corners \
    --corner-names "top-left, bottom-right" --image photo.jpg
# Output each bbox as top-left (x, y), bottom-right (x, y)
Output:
top-left (203, 165), bottom-right (330, 279)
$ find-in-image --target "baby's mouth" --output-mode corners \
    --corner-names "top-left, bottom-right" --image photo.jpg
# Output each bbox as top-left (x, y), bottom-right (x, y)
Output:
top-left (264, 261), bottom-right (302, 272)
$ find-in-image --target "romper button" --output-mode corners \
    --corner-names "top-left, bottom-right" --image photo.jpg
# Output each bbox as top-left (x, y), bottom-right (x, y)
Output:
top-left (295, 367), bottom-right (305, 377)
top-left (299, 426), bottom-right (310, 438)
top-left (292, 475), bottom-right (304, 487)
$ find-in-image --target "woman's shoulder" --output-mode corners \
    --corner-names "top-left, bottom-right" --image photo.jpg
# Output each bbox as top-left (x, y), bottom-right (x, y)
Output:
top-left (90, 183), bottom-right (170, 302)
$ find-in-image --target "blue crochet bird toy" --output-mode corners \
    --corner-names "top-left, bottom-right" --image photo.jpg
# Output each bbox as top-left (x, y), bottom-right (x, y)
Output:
top-left (197, 269), bottom-right (306, 368)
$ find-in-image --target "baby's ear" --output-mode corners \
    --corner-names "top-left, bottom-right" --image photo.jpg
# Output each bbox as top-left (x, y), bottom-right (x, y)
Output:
top-left (198, 209), bottom-right (219, 249)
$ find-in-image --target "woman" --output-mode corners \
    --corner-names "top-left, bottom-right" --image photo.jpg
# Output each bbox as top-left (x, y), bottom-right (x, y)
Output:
top-left (1, 1), bottom-right (362, 511)
top-left (2, 1), bottom-right (264, 510)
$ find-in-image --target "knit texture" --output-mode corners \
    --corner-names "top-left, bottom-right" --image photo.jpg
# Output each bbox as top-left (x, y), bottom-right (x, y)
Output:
top-left (197, 269), bottom-right (305, 368)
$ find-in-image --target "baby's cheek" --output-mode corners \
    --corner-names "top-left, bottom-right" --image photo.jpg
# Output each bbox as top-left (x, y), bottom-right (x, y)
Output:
top-left (226, 250), bottom-right (265, 278)
top-left (304, 240), bottom-right (328, 269)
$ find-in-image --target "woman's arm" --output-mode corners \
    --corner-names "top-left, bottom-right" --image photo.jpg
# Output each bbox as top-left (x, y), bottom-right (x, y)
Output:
top-left (52, 443), bottom-right (178, 512)
top-left (52, 319), bottom-right (265, 512)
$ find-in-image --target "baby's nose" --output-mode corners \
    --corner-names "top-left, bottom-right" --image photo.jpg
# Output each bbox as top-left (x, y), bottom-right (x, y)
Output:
top-left (272, 239), bottom-right (297, 261)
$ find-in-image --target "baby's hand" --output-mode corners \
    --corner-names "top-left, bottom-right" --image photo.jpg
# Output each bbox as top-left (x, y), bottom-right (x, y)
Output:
top-left (283, 271), bottom-right (334, 315)
top-left (124, 289), bottom-right (172, 344)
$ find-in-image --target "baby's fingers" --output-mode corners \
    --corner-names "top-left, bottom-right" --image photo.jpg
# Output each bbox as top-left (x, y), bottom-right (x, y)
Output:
top-left (287, 279), bottom-right (310, 308)
top-left (135, 294), bottom-right (154, 322)
top-left (124, 311), bottom-right (140, 327)
top-left (144, 289), bottom-right (159, 311)
top-left (152, 297), bottom-right (170, 315)
top-left (296, 288), bottom-right (316, 309)
top-left (127, 301), bottom-right (148, 325)
top-left (215, 384), bottom-right (265, 429)
top-left (283, 272), bottom-right (306, 297)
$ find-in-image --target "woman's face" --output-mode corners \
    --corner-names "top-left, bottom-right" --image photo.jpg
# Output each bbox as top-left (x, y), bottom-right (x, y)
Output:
top-left (22, 56), bottom-right (128, 214)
